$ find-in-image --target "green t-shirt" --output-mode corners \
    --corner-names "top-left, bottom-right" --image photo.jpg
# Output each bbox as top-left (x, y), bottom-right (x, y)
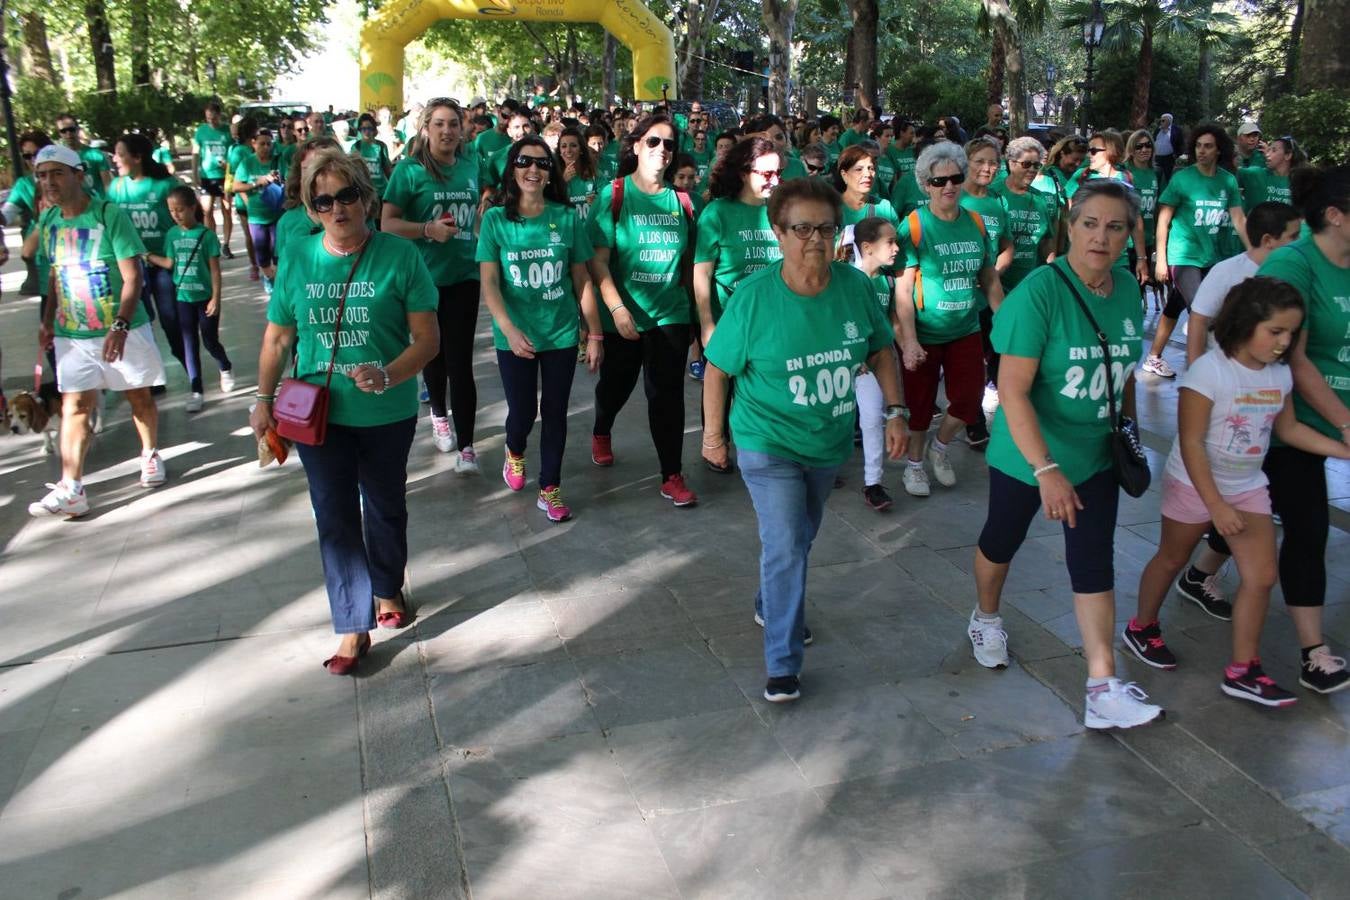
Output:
top-left (694, 197), bottom-right (782, 321)
top-left (1158, 165), bottom-right (1242, 268)
top-left (959, 191), bottom-right (1008, 250)
top-left (704, 260), bottom-right (895, 468)
top-left (690, 147), bottom-right (714, 181)
top-left (194, 124), bottom-right (233, 179)
top-left (986, 259), bottom-right (1145, 486)
top-left (275, 205), bottom-right (321, 261)
top-left (1125, 165), bottom-right (1159, 247)
top-left (107, 175), bottom-right (176, 255)
top-left (7, 174), bottom-right (38, 236)
top-left (152, 147), bottom-right (174, 167)
top-left (36, 199), bottom-right (149, 338)
top-left (164, 224), bottom-right (220, 303)
top-left (874, 152), bottom-right (897, 197)
top-left (588, 176), bottom-right (693, 332)
top-left (859, 268), bottom-right (894, 318)
top-left (1258, 237), bottom-right (1350, 440)
top-left (889, 147), bottom-right (916, 183)
top-left (565, 175), bottom-right (599, 221)
top-left (382, 155), bottom-right (480, 285)
top-left (226, 144), bottom-right (255, 211)
top-left (475, 202), bottom-right (594, 353)
top-left (474, 128), bottom-right (511, 160)
top-left (842, 198), bottom-right (900, 231)
top-left (234, 153), bottom-right (282, 225)
top-left (993, 184), bottom-right (1057, 289)
top-left (76, 146), bottom-right (110, 199)
top-left (1237, 166), bottom-right (1291, 211)
top-left (899, 207), bottom-right (992, 344)
top-left (352, 139), bottom-right (393, 194)
top-left (274, 142), bottom-right (298, 181)
top-left (890, 175), bottom-right (929, 218)
top-left (838, 128), bottom-right (867, 150)
top-left (1032, 167), bottom-right (1071, 211)
top-left (267, 231), bottom-right (438, 427)
top-left (781, 156), bottom-right (809, 182)
top-left (480, 145), bottom-right (510, 192)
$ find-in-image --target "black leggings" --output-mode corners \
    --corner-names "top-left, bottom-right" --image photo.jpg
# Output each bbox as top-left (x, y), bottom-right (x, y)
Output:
top-left (1162, 264), bottom-right (1211, 319)
top-left (423, 280), bottom-right (481, 444)
top-left (1265, 445), bottom-right (1330, 607)
top-left (497, 347), bottom-right (576, 489)
top-left (978, 467), bottom-right (1120, 594)
top-left (593, 325), bottom-right (689, 479)
top-left (177, 301), bottom-right (232, 393)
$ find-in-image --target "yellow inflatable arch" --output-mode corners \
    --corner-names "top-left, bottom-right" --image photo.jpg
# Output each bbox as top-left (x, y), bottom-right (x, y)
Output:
top-left (359, 0), bottom-right (678, 112)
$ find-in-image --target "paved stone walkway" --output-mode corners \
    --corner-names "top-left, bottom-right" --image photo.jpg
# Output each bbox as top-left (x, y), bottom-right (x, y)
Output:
top-left (1, 225), bottom-right (1348, 899)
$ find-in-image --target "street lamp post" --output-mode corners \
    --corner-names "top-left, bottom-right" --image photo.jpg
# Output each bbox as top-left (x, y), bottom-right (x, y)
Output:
top-left (205, 59), bottom-right (218, 96)
top-left (1045, 63), bottom-right (1057, 122)
top-left (1080, 0), bottom-right (1106, 134)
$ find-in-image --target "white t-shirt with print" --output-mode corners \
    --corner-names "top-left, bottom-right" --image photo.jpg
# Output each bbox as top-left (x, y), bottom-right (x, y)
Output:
top-left (1164, 349), bottom-right (1291, 495)
top-left (1190, 251), bottom-right (1260, 353)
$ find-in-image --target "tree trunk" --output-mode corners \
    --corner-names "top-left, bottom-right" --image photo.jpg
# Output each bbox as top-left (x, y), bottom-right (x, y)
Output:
top-left (21, 13), bottom-right (57, 83)
top-left (85, 0), bottom-right (117, 95)
top-left (603, 31), bottom-right (617, 105)
top-left (1128, 24), bottom-right (1153, 128)
top-left (129, 0), bottom-right (151, 87)
top-left (561, 25), bottom-right (577, 103)
top-left (988, 19), bottom-right (1007, 106)
top-left (1297, 0), bottom-right (1348, 92)
top-left (1195, 0), bottom-right (1213, 119)
top-left (1006, 32), bottom-right (1027, 134)
top-left (845, 0), bottom-right (879, 110)
top-left (1280, 0), bottom-right (1305, 94)
top-left (763, 0), bottom-right (798, 115)
top-left (677, 0), bottom-right (721, 100)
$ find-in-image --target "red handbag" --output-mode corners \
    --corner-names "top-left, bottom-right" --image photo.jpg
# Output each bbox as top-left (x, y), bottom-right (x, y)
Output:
top-left (273, 244), bottom-right (368, 446)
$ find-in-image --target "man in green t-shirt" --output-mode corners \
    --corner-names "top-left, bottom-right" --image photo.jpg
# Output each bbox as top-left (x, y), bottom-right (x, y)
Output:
top-left (28, 145), bottom-right (167, 519)
top-left (192, 101), bottom-right (235, 247)
top-left (479, 113), bottom-right (534, 200)
top-left (54, 113), bottom-right (110, 199)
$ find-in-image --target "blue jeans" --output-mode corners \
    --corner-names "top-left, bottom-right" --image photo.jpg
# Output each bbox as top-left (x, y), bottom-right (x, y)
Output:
top-left (497, 347), bottom-right (576, 488)
top-left (142, 262), bottom-right (185, 367)
top-left (739, 449), bottom-right (838, 677)
top-left (176, 301), bottom-right (233, 393)
top-left (296, 416), bottom-right (417, 634)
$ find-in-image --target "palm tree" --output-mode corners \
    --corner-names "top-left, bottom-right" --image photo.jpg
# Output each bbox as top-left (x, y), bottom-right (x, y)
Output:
top-left (1059, 0), bottom-right (1237, 128)
top-left (979, 0), bottom-right (1052, 133)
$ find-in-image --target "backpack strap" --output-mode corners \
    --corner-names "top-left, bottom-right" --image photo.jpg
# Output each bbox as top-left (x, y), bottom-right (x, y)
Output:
top-left (907, 209), bottom-right (924, 310)
top-left (674, 189), bottom-right (698, 293)
top-left (967, 209), bottom-right (986, 237)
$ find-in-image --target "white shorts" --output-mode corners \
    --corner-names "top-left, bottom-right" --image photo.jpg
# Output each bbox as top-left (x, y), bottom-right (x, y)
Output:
top-left (55, 324), bottom-right (167, 393)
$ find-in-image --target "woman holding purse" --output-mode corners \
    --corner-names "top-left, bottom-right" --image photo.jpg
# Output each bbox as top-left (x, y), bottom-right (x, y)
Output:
top-left (250, 148), bottom-right (440, 674)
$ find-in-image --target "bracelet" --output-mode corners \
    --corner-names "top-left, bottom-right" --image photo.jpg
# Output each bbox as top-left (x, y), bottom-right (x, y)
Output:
top-left (1340, 423), bottom-right (1350, 431)
top-left (606, 304), bottom-right (625, 314)
top-left (1033, 462), bottom-right (1060, 478)
top-left (702, 439), bottom-right (725, 450)
top-left (884, 405), bottom-right (907, 421)
top-left (255, 394), bottom-right (275, 403)
top-left (110, 317), bottom-right (130, 333)
top-left (586, 333), bottom-right (605, 342)
top-left (421, 220), bottom-right (432, 240)
top-left (373, 365), bottom-right (389, 395)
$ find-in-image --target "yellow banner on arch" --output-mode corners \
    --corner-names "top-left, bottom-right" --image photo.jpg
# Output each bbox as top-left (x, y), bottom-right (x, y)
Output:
top-left (359, 0), bottom-right (678, 111)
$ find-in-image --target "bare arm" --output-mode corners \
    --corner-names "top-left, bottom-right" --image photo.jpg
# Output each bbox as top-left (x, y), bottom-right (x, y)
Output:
top-left (1273, 396), bottom-right (1350, 459)
top-left (999, 354), bottom-right (1085, 527)
top-left (700, 362), bottom-right (731, 469)
top-left (892, 267), bottom-right (925, 370)
top-left (207, 257), bottom-right (222, 318)
top-left (994, 236), bottom-right (1014, 275)
top-left (381, 200), bottom-right (456, 243)
top-left (693, 260), bottom-right (717, 346)
top-left (574, 262), bottom-right (604, 374)
top-left (1154, 205), bottom-right (1174, 282)
top-left (250, 323), bottom-right (297, 438)
top-left (587, 246), bottom-right (638, 340)
top-left (978, 264), bottom-right (1005, 313)
top-left (866, 344), bottom-right (910, 459)
top-left (1229, 207), bottom-right (1251, 252)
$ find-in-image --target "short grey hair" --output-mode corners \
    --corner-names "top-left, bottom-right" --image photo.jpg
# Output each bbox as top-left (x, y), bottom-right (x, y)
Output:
top-left (1066, 179), bottom-right (1140, 230)
top-left (1004, 136), bottom-right (1045, 163)
top-left (914, 142), bottom-right (967, 185)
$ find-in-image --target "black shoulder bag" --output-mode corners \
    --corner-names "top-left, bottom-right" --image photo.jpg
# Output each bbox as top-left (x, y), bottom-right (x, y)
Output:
top-left (1049, 264), bottom-right (1152, 498)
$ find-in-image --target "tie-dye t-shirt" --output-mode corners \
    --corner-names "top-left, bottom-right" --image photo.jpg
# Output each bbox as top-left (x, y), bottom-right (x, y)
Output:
top-left (36, 199), bottom-right (148, 338)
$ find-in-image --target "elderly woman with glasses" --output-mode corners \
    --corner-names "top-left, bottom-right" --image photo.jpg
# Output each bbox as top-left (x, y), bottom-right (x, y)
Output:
top-left (702, 177), bottom-right (908, 703)
top-left (251, 148), bottom-right (440, 675)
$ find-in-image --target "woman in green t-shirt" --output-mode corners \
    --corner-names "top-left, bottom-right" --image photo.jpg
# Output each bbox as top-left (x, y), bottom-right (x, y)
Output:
top-left (1238, 136), bottom-right (1295, 211)
top-left (993, 136), bottom-right (1057, 293)
top-left (231, 129), bottom-right (283, 294)
top-left (478, 136), bottom-right (602, 522)
top-left (1124, 129), bottom-right (1162, 308)
top-left (251, 148), bottom-right (440, 676)
top-left (974, 179), bottom-right (1163, 730)
top-left (701, 177), bottom-right (908, 703)
top-left (350, 113), bottom-right (394, 207)
top-left (558, 126), bottom-right (599, 221)
top-left (225, 116), bottom-right (261, 280)
top-left (832, 145), bottom-right (899, 234)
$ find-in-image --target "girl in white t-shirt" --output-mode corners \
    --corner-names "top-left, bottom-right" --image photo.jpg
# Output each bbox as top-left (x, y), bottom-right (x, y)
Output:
top-left (1125, 277), bottom-right (1350, 707)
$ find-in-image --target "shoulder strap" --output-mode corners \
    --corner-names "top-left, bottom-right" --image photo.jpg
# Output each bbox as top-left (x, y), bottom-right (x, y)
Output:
top-left (866, 202), bottom-right (875, 219)
top-left (173, 229), bottom-right (210, 288)
top-left (609, 177), bottom-right (624, 225)
top-left (1049, 262), bottom-right (1118, 424)
top-left (316, 239), bottom-right (372, 387)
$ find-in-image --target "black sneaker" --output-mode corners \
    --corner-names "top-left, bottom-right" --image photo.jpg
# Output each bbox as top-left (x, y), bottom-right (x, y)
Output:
top-left (764, 675), bottom-right (801, 703)
top-left (862, 483), bottom-right (893, 511)
top-left (1221, 663), bottom-right (1298, 707)
top-left (1300, 646), bottom-right (1350, 694)
top-left (1122, 622), bottom-right (1178, 670)
top-left (1175, 568), bottom-right (1233, 621)
top-left (753, 612), bottom-right (812, 646)
top-left (965, 420), bottom-right (990, 450)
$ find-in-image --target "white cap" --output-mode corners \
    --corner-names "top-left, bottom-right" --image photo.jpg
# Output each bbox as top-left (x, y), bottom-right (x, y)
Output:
top-left (33, 144), bottom-right (84, 171)
top-left (1237, 121), bottom-right (1261, 136)
top-left (469, 97), bottom-right (487, 108)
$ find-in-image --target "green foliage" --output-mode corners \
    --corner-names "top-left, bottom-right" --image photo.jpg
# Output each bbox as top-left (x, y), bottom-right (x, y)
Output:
top-left (76, 87), bottom-right (213, 144)
top-left (1090, 41), bottom-right (1202, 129)
top-left (12, 77), bottom-right (72, 134)
top-left (1261, 89), bottom-right (1350, 166)
top-left (887, 62), bottom-right (988, 126)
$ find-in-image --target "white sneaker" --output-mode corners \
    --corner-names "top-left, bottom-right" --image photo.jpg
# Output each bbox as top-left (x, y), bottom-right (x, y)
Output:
top-left (982, 383), bottom-right (1000, 418)
top-left (140, 451), bottom-right (167, 487)
top-left (927, 441), bottom-right (956, 487)
top-left (1141, 355), bottom-right (1176, 378)
top-left (1084, 679), bottom-right (1164, 730)
top-left (220, 370), bottom-right (236, 393)
top-left (456, 445), bottom-right (480, 474)
top-left (185, 392), bottom-right (204, 413)
top-left (967, 610), bottom-right (1009, 669)
top-left (431, 415), bottom-right (454, 453)
top-left (902, 465), bottom-right (931, 497)
top-left (28, 482), bottom-right (89, 518)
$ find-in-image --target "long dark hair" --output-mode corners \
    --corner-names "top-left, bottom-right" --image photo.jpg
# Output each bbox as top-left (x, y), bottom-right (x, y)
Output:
top-left (1290, 164), bottom-right (1350, 233)
top-left (1188, 123), bottom-right (1237, 172)
top-left (167, 184), bottom-right (204, 224)
top-left (616, 111), bottom-right (680, 182)
top-left (1212, 276), bottom-right (1303, 362)
top-left (499, 135), bottom-right (569, 221)
top-left (708, 136), bottom-right (777, 200)
top-left (558, 126), bottom-right (596, 179)
top-left (116, 132), bottom-right (171, 180)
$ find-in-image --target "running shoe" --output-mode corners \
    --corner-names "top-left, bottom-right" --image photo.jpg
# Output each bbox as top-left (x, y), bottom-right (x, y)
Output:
top-left (1300, 645), bottom-right (1350, 694)
top-left (927, 440), bottom-right (956, 487)
top-left (902, 465), bottom-right (931, 498)
top-left (659, 473), bottom-right (697, 507)
top-left (419, 380), bottom-right (430, 404)
top-left (222, 246), bottom-right (236, 260)
top-left (537, 485), bottom-right (572, 522)
top-left (591, 434), bottom-right (614, 467)
top-left (966, 420), bottom-right (990, 450)
top-left (219, 370), bottom-right (236, 393)
top-left (753, 612), bottom-right (813, 646)
top-left (981, 382), bottom-right (1000, 418)
top-left (456, 446), bottom-right (479, 474)
top-left (688, 359), bottom-right (705, 381)
top-left (185, 392), bottom-right (204, 413)
top-left (862, 483), bottom-right (894, 511)
top-left (140, 451), bottom-right (167, 488)
top-left (1084, 679), bottom-right (1164, 729)
top-left (1122, 621), bottom-right (1178, 669)
top-left (967, 610), bottom-right (1009, 669)
top-left (1141, 355), bottom-right (1176, 378)
top-left (28, 482), bottom-right (89, 518)
top-left (764, 675), bottom-right (801, 703)
top-left (1176, 569), bottom-right (1232, 621)
top-left (261, 275), bottom-right (273, 296)
top-left (1222, 661), bottom-right (1298, 707)
top-left (431, 415), bottom-right (454, 453)
top-left (502, 450), bottom-right (527, 491)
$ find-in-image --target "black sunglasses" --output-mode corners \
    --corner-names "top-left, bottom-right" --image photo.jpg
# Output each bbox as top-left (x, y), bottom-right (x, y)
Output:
top-left (59, 125), bottom-right (79, 134)
top-left (643, 135), bottom-right (677, 151)
top-left (311, 184), bottom-right (362, 213)
top-left (1087, 147), bottom-right (1106, 155)
top-left (1011, 159), bottom-right (1039, 170)
top-left (360, 126), bottom-right (377, 134)
top-left (513, 154), bottom-right (552, 171)
top-left (926, 173), bottom-right (966, 187)
top-left (805, 163), bottom-right (825, 174)
top-left (21, 152), bottom-right (35, 161)
top-left (1134, 141), bottom-right (1153, 149)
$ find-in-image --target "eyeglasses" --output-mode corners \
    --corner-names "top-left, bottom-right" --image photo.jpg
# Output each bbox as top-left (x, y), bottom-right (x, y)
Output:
top-left (21, 152), bottom-right (35, 161)
top-left (805, 163), bottom-right (825, 174)
top-left (1134, 142), bottom-right (1153, 149)
top-left (512, 154), bottom-right (552, 171)
top-left (750, 168), bottom-right (784, 181)
top-left (1087, 147), bottom-right (1106, 156)
top-left (787, 222), bottom-right (839, 241)
top-left (59, 125), bottom-right (79, 134)
top-left (1011, 159), bottom-right (1040, 170)
top-left (311, 184), bottom-right (362, 213)
top-left (926, 173), bottom-right (966, 187)
top-left (643, 135), bottom-right (677, 151)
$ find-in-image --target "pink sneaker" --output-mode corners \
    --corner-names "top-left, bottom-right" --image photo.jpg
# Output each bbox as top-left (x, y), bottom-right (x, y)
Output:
top-left (537, 485), bottom-right (572, 522)
top-left (502, 450), bottom-right (527, 491)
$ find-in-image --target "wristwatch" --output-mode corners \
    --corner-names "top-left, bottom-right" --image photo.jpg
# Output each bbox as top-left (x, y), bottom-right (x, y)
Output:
top-left (884, 405), bottom-right (908, 421)
top-left (110, 317), bottom-right (130, 333)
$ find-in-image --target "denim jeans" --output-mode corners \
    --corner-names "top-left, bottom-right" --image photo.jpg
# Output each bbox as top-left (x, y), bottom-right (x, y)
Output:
top-left (142, 261), bottom-right (185, 367)
top-left (497, 347), bottom-right (576, 488)
top-left (296, 416), bottom-right (417, 634)
top-left (739, 449), bottom-right (838, 677)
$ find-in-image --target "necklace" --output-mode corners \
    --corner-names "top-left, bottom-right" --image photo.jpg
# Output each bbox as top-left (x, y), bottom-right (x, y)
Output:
top-left (1084, 275), bottom-right (1111, 297)
top-left (324, 232), bottom-right (369, 257)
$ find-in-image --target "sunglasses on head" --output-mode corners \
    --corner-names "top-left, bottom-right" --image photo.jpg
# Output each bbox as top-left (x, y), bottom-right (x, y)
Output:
top-left (643, 135), bottom-right (676, 151)
top-left (513, 154), bottom-right (552, 171)
top-left (311, 184), bottom-right (362, 213)
top-left (926, 173), bottom-right (966, 188)
top-left (788, 222), bottom-right (839, 240)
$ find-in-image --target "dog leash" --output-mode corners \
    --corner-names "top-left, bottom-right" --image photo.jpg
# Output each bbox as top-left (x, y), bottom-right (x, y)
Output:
top-left (34, 351), bottom-right (44, 393)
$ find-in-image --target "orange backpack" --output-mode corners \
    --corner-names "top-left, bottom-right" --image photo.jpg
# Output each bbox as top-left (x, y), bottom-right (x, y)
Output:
top-left (906, 208), bottom-right (987, 310)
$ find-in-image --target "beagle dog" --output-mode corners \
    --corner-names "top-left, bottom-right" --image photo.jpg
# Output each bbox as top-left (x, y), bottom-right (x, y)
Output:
top-left (9, 383), bottom-right (62, 454)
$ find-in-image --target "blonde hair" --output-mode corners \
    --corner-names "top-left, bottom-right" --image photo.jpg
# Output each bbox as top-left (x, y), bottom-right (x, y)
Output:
top-left (412, 98), bottom-right (464, 182)
top-left (300, 147), bottom-right (376, 214)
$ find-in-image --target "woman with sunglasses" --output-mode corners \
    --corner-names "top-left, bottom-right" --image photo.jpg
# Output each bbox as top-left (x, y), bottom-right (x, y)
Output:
top-left (1067, 132), bottom-right (1150, 285)
top-left (994, 137), bottom-right (1058, 292)
top-left (383, 100), bottom-right (484, 470)
top-left (1238, 136), bottom-right (1296, 210)
top-left (588, 112), bottom-right (699, 507)
top-left (834, 145), bottom-right (899, 234)
top-left (478, 136), bottom-right (601, 522)
top-left (351, 112), bottom-right (394, 203)
top-left (701, 177), bottom-right (908, 703)
top-left (894, 142), bottom-right (1004, 497)
top-left (251, 148), bottom-right (439, 676)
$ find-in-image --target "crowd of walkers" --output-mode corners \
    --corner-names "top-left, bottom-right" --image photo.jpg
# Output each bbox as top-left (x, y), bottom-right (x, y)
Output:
top-left (6, 94), bottom-right (1348, 725)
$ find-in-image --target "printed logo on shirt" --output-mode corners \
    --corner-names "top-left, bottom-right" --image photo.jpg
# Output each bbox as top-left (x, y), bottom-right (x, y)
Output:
top-left (1123, 318), bottom-right (1137, 338)
top-left (844, 321), bottom-right (859, 340)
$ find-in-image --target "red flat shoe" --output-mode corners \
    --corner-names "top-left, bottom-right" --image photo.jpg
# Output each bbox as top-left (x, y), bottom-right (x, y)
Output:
top-left (323, 633), bottom-right (371, 675)
top-left (376, 592), bottom-right (412, 630)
